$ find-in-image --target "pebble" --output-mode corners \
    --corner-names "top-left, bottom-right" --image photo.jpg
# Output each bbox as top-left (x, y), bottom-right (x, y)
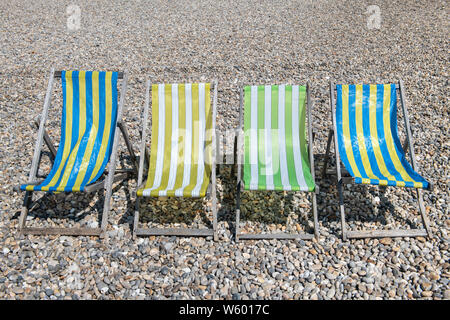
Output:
top-left (444, 290), bottom-right (450, 300)
top-left (327, 287), bottom-right (336, 299)
top-left (45, 289), bottom-right (54, 297)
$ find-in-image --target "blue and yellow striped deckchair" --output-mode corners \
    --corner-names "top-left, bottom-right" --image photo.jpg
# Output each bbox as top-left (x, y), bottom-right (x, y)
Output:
top-left (324, 80), bottom-right (432, 240)
top-left (133, 80), bottom-right (218, 240)
top-left (235, 83), bottom-right (319, 241)
top-left (16, 69), bottom-right (136, 237)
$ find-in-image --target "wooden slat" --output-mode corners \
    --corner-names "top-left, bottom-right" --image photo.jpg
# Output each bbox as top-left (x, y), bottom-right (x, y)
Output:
top-left (105, 168), bottom-right (135, 174)
top-left (346, 229), bottom-right (428, 239)
top-left (117, 121), bottom-right (138, 170)
top-left (321, 129), bottom-right (334, 178)
top-left (84, 172), bottom-right (130, 193)
top-left (33, 117), bottom-right (57, 159)
top-left (21, 227), bottom-right (102, 236)
top-left (237, 233), bottom-right (314, 240)
top-left (135, 228), bottom-right (214, 237)
top-left (54, 71), bottom-right (124, 79)
top-left (326, 168), bottom-right (350, 176)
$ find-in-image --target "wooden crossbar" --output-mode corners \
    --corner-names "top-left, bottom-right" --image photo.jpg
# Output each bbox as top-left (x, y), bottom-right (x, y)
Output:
top-left (346, 229), bottom-right (428, 239)
top-left (135, 228), bottom-right (214, 237)
top-left (237, 233), bottom-right (314, 240)
top-left (21, 227), bottom-right (102, 236)
top-left (54, 71), bottom-right (124, 79)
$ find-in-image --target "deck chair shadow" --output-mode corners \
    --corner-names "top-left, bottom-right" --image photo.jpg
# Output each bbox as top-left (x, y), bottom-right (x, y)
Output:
top-left (133, 80), bottom-right (218, 240)
top-left (15, 69), bottom-right (137, 237)
top-left (322, 81), bottom-right (432, 240)
top-left (234, 83), bottom-right (319, 241)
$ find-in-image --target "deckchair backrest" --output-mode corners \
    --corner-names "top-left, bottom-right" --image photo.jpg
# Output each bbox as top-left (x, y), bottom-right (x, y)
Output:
top-left (243, 85), bottom-right (315, 192)
top-left (335, 84), bottom-right (428, 189)
top-left (22, 71), bottom-right (119, 192)
top-left (139, 83), bottom-right (213, 197)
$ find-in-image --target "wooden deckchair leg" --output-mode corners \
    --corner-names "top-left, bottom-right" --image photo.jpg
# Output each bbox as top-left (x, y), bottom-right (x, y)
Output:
top-left (211, 142), bottom-right (218, 241)
top-left (18, 191), bottom-right (32, 234)
top-left (133, 198), bottom-right (141, 240)
top-left (416, 189), bottom-right (432, 237)
top-left (211, 181), bottom-right (218, 241)
top-left (306, 82), bottom-right (319, 239)
top-left (18, 207), bottom-right (28, 233)
top-left (235, 86), bottom-right (244, 243)
top-left (329, 81), bottom-right (348, 240)
top-left (322, 129), bottom-right (333, 179)
top-left (100, 70), bottom-right (129, 237)
top-left (398, 79), bottom-right (432, 238)
top-left (235, 182), bottom-right (241, 243)
top-left (133, 80), bottom-right (149, 240)
top-left (234, 146), bottom-right (241, 244)
top-left (211, 80), bottom-right (218, 241)
top-left (311, 192), bottom-right (319, 239)
top-left (337, 180), bottom-right (347, 240)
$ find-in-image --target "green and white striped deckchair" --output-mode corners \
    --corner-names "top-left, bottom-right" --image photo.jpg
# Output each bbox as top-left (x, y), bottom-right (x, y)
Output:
top-left (133, 80), bottom-right (218, 240)
top-left (235, 83), bottom-right (319, 241)
top-left (323, 80), bottom-right (432, 240)
top-left (15, 69), bottom-right (137, 237)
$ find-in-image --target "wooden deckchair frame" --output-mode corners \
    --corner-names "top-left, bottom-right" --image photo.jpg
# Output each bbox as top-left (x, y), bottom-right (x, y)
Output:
top-left (234, 83), bottom-right (319, 242)
top-left (15, 68), bottom-right (138, 237)
top-left (133, 80), bottom-right (219, 241)
top-left (322, 80), bottom-right (432, 240)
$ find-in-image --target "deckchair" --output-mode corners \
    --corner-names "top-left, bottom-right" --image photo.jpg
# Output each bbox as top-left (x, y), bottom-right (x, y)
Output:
top-left (133, 80), bottom-right (218, 240)
top-left (16, 68), bottom-right (137, 237)
top-left (235, 83), bottom-right (319, 241)
top-left (322, 81), bottom-right (432, 240)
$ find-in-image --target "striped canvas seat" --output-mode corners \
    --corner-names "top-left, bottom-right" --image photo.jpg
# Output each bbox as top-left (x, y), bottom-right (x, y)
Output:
top-left (20, 71), bottom-right (119, 192)
top-left (336, 84), bottom-right (429, 189)
top-left (137, 83), bottom-right (212, 197)
top-left (243, 85), bottom-right (315, 192)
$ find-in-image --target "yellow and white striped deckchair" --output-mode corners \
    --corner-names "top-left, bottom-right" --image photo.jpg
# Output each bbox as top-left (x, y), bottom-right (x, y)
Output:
top-left (324, 80), bottom-right (432, 240)
top-left (16, 69), bottom-right (137, 237)
top-left (235, 83), bottom-right (319, 241)
top-left (133, 80), bottom-right (218, 240)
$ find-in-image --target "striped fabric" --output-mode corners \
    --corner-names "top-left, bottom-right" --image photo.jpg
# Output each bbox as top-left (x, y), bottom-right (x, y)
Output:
top-left (137, 83), bottom-right (212, 197)
top-left (21, 71), bottom-right (119, 192)
top-left (336, 84), bottom-right (429, 189)
top-left (243, 85), bottom-right (315, 192)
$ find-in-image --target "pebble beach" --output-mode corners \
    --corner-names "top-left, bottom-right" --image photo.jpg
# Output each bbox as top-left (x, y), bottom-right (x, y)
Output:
top-left (0, 0), bottom-right (448, 300)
